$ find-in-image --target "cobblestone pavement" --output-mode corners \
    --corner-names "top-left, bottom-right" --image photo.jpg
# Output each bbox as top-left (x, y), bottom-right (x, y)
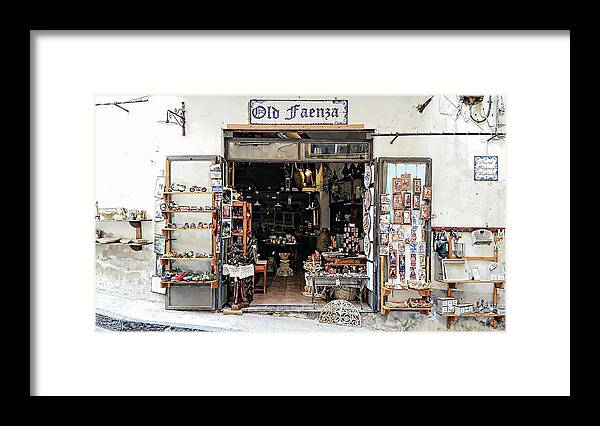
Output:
top-left (96, 290), bottom-right (378, 332)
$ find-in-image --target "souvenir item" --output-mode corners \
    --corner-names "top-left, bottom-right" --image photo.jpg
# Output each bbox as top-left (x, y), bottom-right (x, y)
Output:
top-left (389, 250), bottom-right (397, 265)
top-left (410, 267), bottom-right (417, 280)
top-left (392, 193), bottom-right (403, 209)
top-left (364, 167), bottom-right (372, 188)
top-left (388, 265), bottom-right (397, 280)
top-left (390, 232), bottom-right (399, 244)
top-left (189, 185), bottom-right (208, 192)
top-left (418, 243), bottom-right (426, 254)
top-left (381, 203), bottom-right (390, 214)
top-left (380, 245), bottom-right (389, 255)
top-left (413, 178), bottom-right (422, 193)
top-left (411, 212), bottom-right (418, 227)
top-left (393, 209), bottom-right (403, 224)
top-left (403, 210), bottom-right (411, 225)
top-left (403, 191), bottom-right (412, 210)
top-left (401, 174), bottom-right (411, 190)
top-left (420, 202), bottom-right (431, 220)
top-left (413, 193), bottom-right (421, 210)
top-left (363, 213), bottom-right (371, 234)
top-left (423, 186), bottom-right (432, 200)
top-left (411, 253), bottom-right (417, 266)
top-left (380, 233), bottom-right (389, 245)
top-left (363, 188), bottom-right (372, 211)
top-left (392, 178), bottom-right (402, 194)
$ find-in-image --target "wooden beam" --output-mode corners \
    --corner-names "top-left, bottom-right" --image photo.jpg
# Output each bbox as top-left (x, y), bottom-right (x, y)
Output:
top-left (226, 124), bottom-right (365, 130)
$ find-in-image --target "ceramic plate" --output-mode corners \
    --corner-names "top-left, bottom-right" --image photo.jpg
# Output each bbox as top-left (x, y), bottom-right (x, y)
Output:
top-left (363, 188), bottom-right (372, 212)
top-left (363, 167), bottom-right (372, 188)
top-left (363, 212), bottom-right (371, 234)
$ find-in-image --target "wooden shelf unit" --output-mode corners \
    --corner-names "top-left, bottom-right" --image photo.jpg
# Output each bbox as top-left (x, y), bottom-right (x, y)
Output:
top-left (95, 219), bottom-right (153, 251)
top-left (440, 279), bottom-right (505, 329)
top-left (231, 200), bottom-right (252, 256)
top-left (161, 159), bottom-right (218, 294)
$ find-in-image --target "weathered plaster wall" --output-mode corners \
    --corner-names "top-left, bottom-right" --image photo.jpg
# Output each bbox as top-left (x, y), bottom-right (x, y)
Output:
top-left (95, 95), bottom-right (506, 317)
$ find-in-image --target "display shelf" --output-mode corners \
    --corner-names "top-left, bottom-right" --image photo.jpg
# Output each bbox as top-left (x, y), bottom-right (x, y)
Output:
top-left (382, 287), bottom-right (431, 297)
top-left (160, 257), bottom-right (214, 261)
top-left (439, 311), bottom-right (506, 329)
top-left (438, 312), bottom-right (505, 318)
top-left (161, 280), bottom-right (218, 289)
top-left (96, 241), bottom-right (153, 251)
top-left (95, 217), bottom-right (152, 251)
top-left (441, 279), bottom-right (505, 284)
top-left (96, 219), bottom-right (153, 223)
top-left (163, 210), bottom-right (215, 213)
top-left (381, 304), bottom-right (432, 315)
top-left (162, 228), bottom-right (213, 231)
top-left (163, 191), bottom-right (213, 195)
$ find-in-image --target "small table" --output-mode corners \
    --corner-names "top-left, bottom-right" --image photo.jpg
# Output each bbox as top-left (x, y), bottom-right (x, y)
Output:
top-left (308, 274), bottom-right (368, 309)
top-left (253, 260), bottom-right (267, 294)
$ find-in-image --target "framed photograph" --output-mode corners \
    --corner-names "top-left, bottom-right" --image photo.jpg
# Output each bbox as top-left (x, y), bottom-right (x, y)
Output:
top-left (403, 209), bottom-right (411, 225)
top-left (389, 249), bottom-right (397, 265)
top-left (388, 264), bottom-right (397, 280)
top-left (380, 193), bottom-right (390, 205)
top-left (401, 174), bottom-right (411, 190)
top-left (420, 202), bottom-right (431, 220)
top-left (423, 186), bottom-right (432, 200)
top-left (413, 193), bottom-right (421, 209)
top-left (381, 203), bottom-right (390, 214)
top-left (402, 191), bottom-right (412, 210)
top-left (222, 204), bottom-right (231, 220)
top-left (392, 178), bottom-right (402, 194)
top-left (154, 176), bottom-right (165, 198)
top-left (393, 209), bottom-right (403, 224)
top-left (380, 233), bottom-right (389, 245)
top-left (392, 193), bottom-right (403, 209)
top-left (413, 178), bottom-right (422, 194)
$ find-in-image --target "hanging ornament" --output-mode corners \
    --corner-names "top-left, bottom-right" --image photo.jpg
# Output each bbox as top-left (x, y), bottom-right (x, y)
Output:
top-left (342, 163), bottom-right (351, 177)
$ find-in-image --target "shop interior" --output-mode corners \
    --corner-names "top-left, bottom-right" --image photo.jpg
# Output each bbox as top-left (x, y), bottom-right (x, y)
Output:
top-left (228, 159), bottom-right (369, 308)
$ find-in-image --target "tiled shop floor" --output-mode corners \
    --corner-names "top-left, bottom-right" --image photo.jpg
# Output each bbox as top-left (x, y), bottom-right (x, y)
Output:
top-left (251, 273), bottom-right (362, 307)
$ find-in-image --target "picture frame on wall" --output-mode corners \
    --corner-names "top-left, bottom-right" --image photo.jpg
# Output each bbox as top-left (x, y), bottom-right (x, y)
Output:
top-left (392, 193), bottom-right (403, 209)
top-left (393, 209), bottom-right (403, 224)
top-left (420, 202), bottom-right (431, 220)
top-left (389, 249), bottom-right (397, 265)
top-left (388, 265), bottom-right (397, 280)
top-left (392, 178), bottom-right (402, 194)
top-left (380, 194), bottom-right (390, 213)
top-left (154, 175), bottom-right (165, 198)
top-left (413, 193), bottom-right (421, 209)
top-left (403, 209), bottom-right (411, 225)
top-left (401, 174), bottom-right (412, 190)
top-left (423, 186), bottom-right (432, 200)
top-left (402, 191), bottom-right (412, 210)
top-left (413, 178), bottom-right (422, 194)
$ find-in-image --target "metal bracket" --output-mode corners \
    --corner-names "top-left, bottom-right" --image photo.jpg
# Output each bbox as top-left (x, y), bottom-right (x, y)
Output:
top-left (95, 97), bottom-right (148, 113)
top-left (159, 102), bottom-right (186, 136)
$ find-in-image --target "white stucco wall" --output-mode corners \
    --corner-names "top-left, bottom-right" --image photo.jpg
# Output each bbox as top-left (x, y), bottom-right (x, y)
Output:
top-left (96, 95), bottom-right (505, 228)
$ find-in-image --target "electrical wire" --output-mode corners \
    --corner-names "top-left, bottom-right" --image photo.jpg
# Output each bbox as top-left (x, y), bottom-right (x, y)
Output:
top-left (469, 95), bottom-right (492, 123)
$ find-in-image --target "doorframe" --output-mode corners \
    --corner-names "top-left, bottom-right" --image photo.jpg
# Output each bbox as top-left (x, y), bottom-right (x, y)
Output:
top-left (373, 157), bottom-right (433, 312)
top-left (221, 127), bottom-right (378, 312)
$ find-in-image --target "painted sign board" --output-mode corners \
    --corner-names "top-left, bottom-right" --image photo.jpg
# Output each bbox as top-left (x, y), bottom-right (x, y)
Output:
top-left (249, 99), bottom-right (348, 125)
top-left (474, 156), bottom-right (498, 181)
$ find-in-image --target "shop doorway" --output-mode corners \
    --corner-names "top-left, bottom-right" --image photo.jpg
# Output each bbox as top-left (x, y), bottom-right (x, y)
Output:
top-left (223, 127), bottom-right (376, 312)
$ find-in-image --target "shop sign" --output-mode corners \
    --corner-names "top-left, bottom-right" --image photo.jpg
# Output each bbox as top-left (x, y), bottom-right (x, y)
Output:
top-left (474, 156), bottom-right (498, 181)
top-left (248, 99), bottom-right (348, 125)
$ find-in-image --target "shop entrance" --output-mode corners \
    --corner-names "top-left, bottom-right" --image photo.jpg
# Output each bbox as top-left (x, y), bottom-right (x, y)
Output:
top-left (223, 127), bottom-right (376, 312)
